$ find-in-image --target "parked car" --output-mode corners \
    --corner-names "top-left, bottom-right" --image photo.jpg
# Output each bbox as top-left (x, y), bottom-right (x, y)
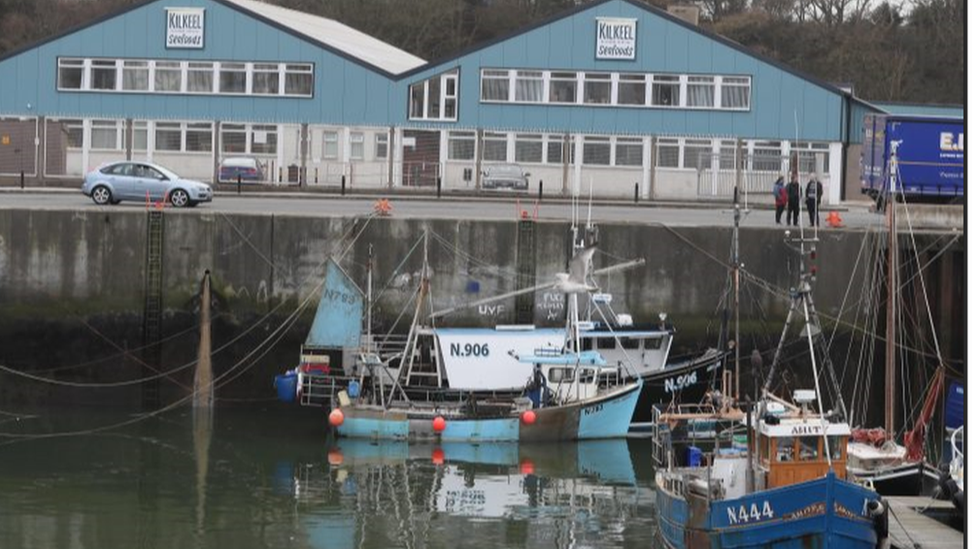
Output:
top-left (219, 156), bottom-right (265, 183)
top-left (482, 164), bottom-right (530, 191)
top-left (81, 161), bottom-right (212, 208)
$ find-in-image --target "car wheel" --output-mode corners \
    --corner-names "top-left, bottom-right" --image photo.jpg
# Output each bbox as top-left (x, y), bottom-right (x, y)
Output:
top-left (91, 185), bottom-right (113, 206)
top-left (170, 189), bottom-right (190, 208)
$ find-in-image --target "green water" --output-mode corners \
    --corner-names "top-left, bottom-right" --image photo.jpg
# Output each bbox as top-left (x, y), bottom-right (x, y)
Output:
top-left (0, 407), bottom-right (663, 549)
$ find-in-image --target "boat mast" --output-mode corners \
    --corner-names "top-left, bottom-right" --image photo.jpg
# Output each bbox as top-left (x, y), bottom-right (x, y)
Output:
top-left (732, 186), bottom-right (741, 402)
top-left (884, 141), bottom-right (900, 439)
top-left (366, 244), bottom-right (373, 354)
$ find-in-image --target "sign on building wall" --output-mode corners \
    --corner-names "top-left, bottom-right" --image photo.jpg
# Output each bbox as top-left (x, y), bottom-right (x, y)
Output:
top-left (595, 17), bottom-right (637, 60)
top-left (166, 7), bottom-right (205, 49)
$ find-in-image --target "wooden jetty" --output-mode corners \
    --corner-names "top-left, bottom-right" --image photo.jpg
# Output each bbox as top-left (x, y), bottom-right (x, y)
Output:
top-left (883, 496), bottom-right (962, 549)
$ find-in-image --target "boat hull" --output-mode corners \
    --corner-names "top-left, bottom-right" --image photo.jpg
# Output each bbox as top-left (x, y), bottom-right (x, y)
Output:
top-left (656, 473), bottom-right (883, 549)
top-left (630, 349), bottom-right (724, 433)
top-left (336, 381), bottom-right (641, 442)
top-left (849, 461), bottom-right (941, 496)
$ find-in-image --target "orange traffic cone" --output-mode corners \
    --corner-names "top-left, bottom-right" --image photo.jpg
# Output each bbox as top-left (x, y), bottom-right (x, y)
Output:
top-left (825, 211), bottom-right (843, 228)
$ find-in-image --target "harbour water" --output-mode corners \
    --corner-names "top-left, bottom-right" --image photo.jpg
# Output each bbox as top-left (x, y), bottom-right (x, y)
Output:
top-left (0, 407), bottom-right (663, 549)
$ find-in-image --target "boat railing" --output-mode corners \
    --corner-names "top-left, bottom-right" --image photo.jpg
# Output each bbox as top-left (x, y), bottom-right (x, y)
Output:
top-left (950, 425), bottom-right (964, 469)
top-left (299, 372), bottom-right (360, 408)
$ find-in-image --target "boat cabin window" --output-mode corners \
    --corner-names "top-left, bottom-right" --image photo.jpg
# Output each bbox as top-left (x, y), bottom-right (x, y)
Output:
top-left (581, 338), bottom-right (594, 351)
top-left (548, 367), bottom-right (574, 383)
top-left (597, 337), bottom-right (616, 350)
top-left (579, 368), bottom-right (595, 383)
top-left (798, 437), bottom-right (820, 461)
top-left (620, 337), bottom-right (640, 350)
top-left (827, 436), bottom-right (844, 460)
top-left (644, 337), bottom-right (663, 350)
top-left (776, 437), bottom-right (794, 462)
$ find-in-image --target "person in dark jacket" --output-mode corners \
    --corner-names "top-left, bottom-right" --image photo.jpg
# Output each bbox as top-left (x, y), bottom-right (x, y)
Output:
top-left (772, 176), bottom-right (787, 224)
top-left (805, 174), bottom-right (824, 226)
top-left (785, 175), bottom-right (801, 226)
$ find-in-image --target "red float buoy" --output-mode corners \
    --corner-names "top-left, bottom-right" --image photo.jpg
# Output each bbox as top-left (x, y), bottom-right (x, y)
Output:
top-left (520, 459), bottom-right (535, 475)
top-left (327, 449), bottom-right (344, 465)
top-left (431, 448), bottom-right (445, 465)
top-left (329, 408), bottom-right (344, 427)
top-left (521, 410), bottom-right (537, 425)
top-left (432, 416), bottom-right (447, 433)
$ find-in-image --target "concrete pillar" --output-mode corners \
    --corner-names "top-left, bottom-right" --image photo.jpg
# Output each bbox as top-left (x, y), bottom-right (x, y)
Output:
top-left (828, 142), bottom-right (842, 206)
top-left (439, 129), bottom-right (448, 189)
top-left (125, 118), bottom-right (133, 161)
top-left (387, 126), bottom-right (395, 189)
top-left (300, 123), bottom-right (308, 186)
top-left (572, 133), bottom-right (583, 196)
top-left (475, 128), bottom-right (483, 190)
top-left (212, 121), bottom-right (220, 185)
top-left (275, 125), bottom-right (285, 186)
top-left (392, 126), bottom-right (403, 188)
top-left (81, 119), bottom-right (90, 174)
top-left (648, 136), bottom-right (657, 200)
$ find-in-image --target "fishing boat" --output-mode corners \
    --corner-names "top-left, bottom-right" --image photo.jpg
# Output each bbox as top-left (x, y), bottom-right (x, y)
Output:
top-left (328, 236), bottom-right (643, 442)
top-left (651, 190), bottom-right (887, 548)
top-left (844, 141), bottom-right (946, 496)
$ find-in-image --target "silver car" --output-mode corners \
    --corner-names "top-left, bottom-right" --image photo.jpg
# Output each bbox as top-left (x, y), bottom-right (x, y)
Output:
top-left (482, 163), bottom-right (530, 191)
top-left (81, 161), bottom-right (213, 208)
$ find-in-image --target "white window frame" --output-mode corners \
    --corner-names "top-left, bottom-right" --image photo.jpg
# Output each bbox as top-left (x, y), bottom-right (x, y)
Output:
top-left (349, 131), bottom-right (365, 160)
top-left (322, 130), bottom-right (339, 160)
top-left (409, 70), bottom-right (460, 121)
top-left (57, 58), bottom-right (85, 90)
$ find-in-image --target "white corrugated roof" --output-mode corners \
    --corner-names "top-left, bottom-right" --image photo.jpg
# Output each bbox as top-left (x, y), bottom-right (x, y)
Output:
top-left (225, 0), bottom-right (426, 75)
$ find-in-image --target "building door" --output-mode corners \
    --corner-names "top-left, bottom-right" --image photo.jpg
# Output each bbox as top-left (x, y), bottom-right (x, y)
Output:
top-left (401, 130), bottom-right (439, 187)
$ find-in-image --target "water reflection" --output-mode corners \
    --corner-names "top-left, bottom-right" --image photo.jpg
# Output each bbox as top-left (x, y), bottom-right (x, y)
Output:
top-left (0, 408), bottom-right (661, 549)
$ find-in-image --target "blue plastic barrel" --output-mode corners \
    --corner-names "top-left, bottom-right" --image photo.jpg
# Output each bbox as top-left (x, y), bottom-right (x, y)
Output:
top-left (275, 372), bottom-right (298, 402)
top-left (347, 380), bottom-right (360, 399)
top-left (687, 446), bottom-right (702, 467)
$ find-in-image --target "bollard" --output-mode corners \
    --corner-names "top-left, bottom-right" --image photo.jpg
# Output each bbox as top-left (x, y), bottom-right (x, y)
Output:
top-left (634, 183), bottom-right (639, 204)
top-left (341, 175), bottom-right (346, 196)
top-left (237, 174), bottom-right (242, 195)
top-left (538, 180), bottom-right (543, 202)
top-left (437, 176), bottom-right (442, 199)
top-left (20, 171), bottom-right (25, 189)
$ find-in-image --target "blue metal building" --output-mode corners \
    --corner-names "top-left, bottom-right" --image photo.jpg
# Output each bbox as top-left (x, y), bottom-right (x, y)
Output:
top-left (0, 0), bottom-right (952, 202)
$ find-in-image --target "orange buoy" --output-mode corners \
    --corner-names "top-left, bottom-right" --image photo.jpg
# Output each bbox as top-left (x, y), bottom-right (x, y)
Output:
top-left (328, 408), bottom-right (344, 427)
top-left (327, 449), bottom-right (344, 465)
top-left (519, 459), bottom-right (535, 475)
top-left (432, 416), bottom-right (447, 433)
top-left (431, 448), bottom-right (445, 465)
top-left (521, 410), bottom-right (537, 425)
top-left (825, 211), bottom-right (844, 228)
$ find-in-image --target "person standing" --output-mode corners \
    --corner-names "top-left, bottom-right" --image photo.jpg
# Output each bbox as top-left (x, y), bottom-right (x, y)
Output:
top-left (772, 176), bottom-right (786, 224)
top-left (805, 174), bottom-right (823, 226)
top-left (786, 174), bottom-right (801, 226)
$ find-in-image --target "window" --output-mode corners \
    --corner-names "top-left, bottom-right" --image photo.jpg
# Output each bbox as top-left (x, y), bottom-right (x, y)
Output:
top-left (687, 76), bottom-right (715, 108)
top-left (721, 76), bottom-right (750, 109)
top-left (482, 132), bottom-right (507, 162)
top-left (827, 436), bottom-right (843, 460)
top-left (776, 437), bottom-right (794, 462)
top-left (651, 75), bottom-right (679, 106)
top-left (90, 60), bottom-right (117, 90)
top-left (122, 60), bottom-right (149, 91)
top-left (219, 62), bottom-right (246, 94)
top-left (546, 135), bottom-right (565, 164)
top-left (617, 74), bottom-right (646, 106)
top-left (657, 138), bottom-right (679, 168)
top-left (481, 69), bottom-right (509, 101)
top-left (515, 134), bottom-right (543, 163)
top-left (63, 120), bottom-right (83, 148)
top-left (349, 132), bottom-right (364, 160)
top-left (187, 62), bottom-right (214, 93)
top-left (548, 367), bottom-right (573, 383)
top-left (583, 73), bottom-right (611, 104)
top-left (549, 72), bottom-right (577, 104)
top-left (798, 437), bottom-right (820, 461)
top-left (597, 337), bottom-right (616, 350)
top-left (284, 64), bottom-right (313, 96)
top-left (58, 59), bottom-right (84, 89)
top-left (620, 337), bottom-right (641, 350)
top-left (133, 121), bottom-right (148, 151)
top-left (426, 75), bottom-right (442, 119)
top-left (154, 61), bottom-right (182, 92)
top-left (251, 125), bottom-right (277, 154)
top-left (222, 124), bottom-right (247, 153)
top-left (375, 133), bottom-right (388, 159)
top-left (794, 142), bottom-right (830, 176)
top-left (752, 141), bottom-right (783, 172)
top-left (684, 139), bottom-right (712, 170)
top-left (155, 122), bottom-right (182, 151)
top-left (582, 136), bottom-right (610, 166)
top-left (409, 82), bottom-right (425, 119)
top-left (252, 63), bottom-right (279, 95)
top-left (186, 123), bottom-right (212, 152)
top-left (719, 140), bottom-right (738, 170)
top-left (322, 131), bottom-right (338, 159)
top-left (515, 70), bottom-right (544, 102)
top-left (644, 337), bottom-right (663, 350)
top-left (443, 73), bottom-right (457, 118)
top-left (90, 120), bottom-right (119, 150)
top-left (448, 131), bottom-right (475, 160)
top-left (615, 137), bottom-right (643, 166)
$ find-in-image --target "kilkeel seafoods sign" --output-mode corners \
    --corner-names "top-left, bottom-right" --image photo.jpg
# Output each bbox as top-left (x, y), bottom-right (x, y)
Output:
top-left (166, 8), bottom-right (205, 49)
top-left (596, 17), bottom-right (636, 60)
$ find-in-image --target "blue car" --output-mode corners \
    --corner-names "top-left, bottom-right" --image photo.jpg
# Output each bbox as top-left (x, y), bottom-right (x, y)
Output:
top-left (81, 161), bottom-right (213, 208)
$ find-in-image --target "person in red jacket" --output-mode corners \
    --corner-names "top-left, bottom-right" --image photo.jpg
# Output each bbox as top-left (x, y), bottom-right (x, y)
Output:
top-left (772, 176), bottom-right (787, 224)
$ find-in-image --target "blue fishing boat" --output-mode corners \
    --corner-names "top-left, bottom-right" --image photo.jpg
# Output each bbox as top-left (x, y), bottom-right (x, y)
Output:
top-left (651, 191), bottom-right (887, 548)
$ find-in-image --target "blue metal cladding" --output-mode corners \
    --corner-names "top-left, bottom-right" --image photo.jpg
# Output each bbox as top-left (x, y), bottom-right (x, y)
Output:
top-left (396, 0), bottom-right (847, 142)
top-left (0, 0), bottom-right (396, 125)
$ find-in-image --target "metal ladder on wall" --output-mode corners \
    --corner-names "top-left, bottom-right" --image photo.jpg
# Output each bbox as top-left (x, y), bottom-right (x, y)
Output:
top-left (141, 209), bottom-right (164, 409)
top-left (515, 218), bottom-right (536, 325)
